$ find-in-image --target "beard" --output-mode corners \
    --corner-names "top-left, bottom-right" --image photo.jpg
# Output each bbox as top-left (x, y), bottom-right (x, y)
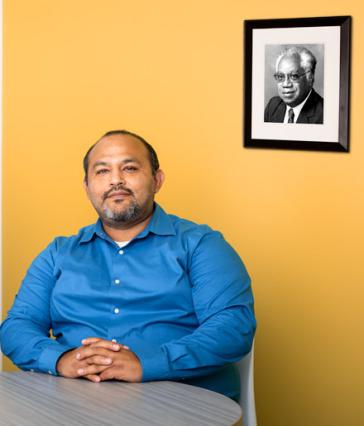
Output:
top-left (87, 183), bottom-right (154, 228)
top-left (103, 198), bottom-right (143, 224)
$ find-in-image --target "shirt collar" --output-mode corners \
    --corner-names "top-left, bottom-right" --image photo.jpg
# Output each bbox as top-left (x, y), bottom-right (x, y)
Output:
top-left (285, 89), bottom-right (312, 118)
top-left (137, 203), bottom-right (176, 238)
top-left (79, 219), bottom-right (107, 244)
top-left (79, 203), bottom-right (176, 244)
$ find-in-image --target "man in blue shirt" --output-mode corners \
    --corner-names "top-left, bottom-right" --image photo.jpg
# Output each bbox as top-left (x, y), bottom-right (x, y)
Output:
top-left (0, 130), bottom-right (256, 400)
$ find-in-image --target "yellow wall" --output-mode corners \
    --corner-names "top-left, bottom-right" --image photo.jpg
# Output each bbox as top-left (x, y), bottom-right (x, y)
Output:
top-left (2, 1), bottom-right (364, 425)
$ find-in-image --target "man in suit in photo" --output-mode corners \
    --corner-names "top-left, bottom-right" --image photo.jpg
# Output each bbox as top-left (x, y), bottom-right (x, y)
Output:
top-left (264, 46), bottom-right (323, 124)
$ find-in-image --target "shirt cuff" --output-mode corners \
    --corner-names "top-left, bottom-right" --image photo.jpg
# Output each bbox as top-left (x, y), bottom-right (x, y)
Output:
top-left (132, 343), bottom-right (170, 382)
top-left (38, 342), bottom-right (74, 375)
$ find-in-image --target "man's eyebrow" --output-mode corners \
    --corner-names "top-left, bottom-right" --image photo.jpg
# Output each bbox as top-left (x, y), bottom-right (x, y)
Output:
top-left (92, 158), bottom-right (141, 169)
top-left (92, 161), bottom-right (109, 169)
top-left (120, 158), bottom-right (141, 165)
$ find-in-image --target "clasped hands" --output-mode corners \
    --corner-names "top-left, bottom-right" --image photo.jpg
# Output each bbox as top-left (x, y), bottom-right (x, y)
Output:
top-left (56, 337), bottom-right (142, 383)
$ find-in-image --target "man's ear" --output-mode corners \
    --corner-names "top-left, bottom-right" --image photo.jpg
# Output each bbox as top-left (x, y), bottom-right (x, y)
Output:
top-left (83, 177), bottom-right (89, 194)
top-left (154, 169), bottom-right (165, 194)
top-left (308, 71), bottom-right (315, 85)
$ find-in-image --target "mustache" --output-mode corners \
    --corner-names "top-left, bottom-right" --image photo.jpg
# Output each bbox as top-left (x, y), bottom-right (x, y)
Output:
top-left (103, 185), bottom-right (134, 200)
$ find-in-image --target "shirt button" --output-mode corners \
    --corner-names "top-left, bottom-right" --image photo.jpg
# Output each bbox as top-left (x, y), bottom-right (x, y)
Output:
top-left (114, 279), bottom-right (120, 285)
top-left (111, 339), bottom-right (117, 343)
top-left (114, 308), bottom-right (120, 314)
top-left (118, 249), bottom-right (124, 255)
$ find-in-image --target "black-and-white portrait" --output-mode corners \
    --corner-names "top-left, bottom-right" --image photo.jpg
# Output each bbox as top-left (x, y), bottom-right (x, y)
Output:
top-left (264, 44), bottom-right (324, 124)
top-left (244, 17), bottom-right (350, 151)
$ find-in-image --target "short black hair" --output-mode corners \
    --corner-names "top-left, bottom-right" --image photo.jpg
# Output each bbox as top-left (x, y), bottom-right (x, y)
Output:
top-left (83, 130), bottom-right (160, 182)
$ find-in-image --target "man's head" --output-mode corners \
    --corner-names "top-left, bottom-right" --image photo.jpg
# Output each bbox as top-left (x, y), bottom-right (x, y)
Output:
top-left (83, 130), bottom-right (164, 228)
top-left (274, 46), bottom-right (317, 108)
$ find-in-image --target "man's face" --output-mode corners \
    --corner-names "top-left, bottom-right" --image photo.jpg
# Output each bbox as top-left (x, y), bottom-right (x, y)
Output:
top-left (276, 56), bottom-right (313, 108)
top-left (84, 134), bottom-right (164, 227)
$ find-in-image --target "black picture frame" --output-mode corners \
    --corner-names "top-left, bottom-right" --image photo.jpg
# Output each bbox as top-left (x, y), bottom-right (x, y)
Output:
top-left (244, 16), bottom-right (351, 152)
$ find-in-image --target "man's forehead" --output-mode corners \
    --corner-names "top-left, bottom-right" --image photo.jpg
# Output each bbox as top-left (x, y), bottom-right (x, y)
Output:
top-left (88, 134), bottom-right (149, 162)
top-left (277, 55), bottom-right (300, 70)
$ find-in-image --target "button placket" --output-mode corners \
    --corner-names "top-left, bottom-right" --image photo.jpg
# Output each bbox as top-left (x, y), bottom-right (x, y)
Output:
top-left (110, 245), bottom-right (126, 326)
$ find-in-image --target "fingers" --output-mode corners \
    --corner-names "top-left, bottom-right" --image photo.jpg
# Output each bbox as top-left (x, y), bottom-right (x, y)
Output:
top-left (85, 355), bottom-right (112, 366)
top-left (77, 364), bottom-right (110, 377)
top-left (63, 338), bottom-right (132, 383)
top-left (98, 351), bottom-right (142, 383)
top-left (82, 338), bottom-right (129, 351)
top-left (98, 368), bottom-right (117, 381)
top-left (76, 346), bottom-right (116, 361)
top-left (57, 345), bottom-right (119, 380)
top-left (81, 337), bottom-right (102, 345)
top-left (84, 374), bottom-right (101, 383)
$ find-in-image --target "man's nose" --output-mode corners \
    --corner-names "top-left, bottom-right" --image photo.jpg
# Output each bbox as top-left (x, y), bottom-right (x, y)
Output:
top-left (110, 169), bottom-right (125, 185)
top-left (282, 75), bottom-right (293, 87)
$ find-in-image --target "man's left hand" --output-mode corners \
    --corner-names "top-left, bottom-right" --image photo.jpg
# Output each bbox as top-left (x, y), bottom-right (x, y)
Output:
top-left (80, 338), bottom-right (143, 383)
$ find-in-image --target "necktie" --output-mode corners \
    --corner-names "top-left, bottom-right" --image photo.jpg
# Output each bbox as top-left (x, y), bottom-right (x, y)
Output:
top-left (288, 108), bottom-right (295, 123)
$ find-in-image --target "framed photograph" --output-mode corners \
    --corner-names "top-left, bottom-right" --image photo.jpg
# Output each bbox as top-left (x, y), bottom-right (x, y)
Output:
top-left (244, 16), bottom-right (351, 151)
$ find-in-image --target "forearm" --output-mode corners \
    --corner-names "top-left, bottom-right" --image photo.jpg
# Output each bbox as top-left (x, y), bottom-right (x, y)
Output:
top-left (0, 240), bottom-right (73, 373)
top-left (0, 316), bottom-right (73, 374)
top-left (134, 305), bottom-right (256, 382)
top-left (134, 230), bottom-right (256, 382)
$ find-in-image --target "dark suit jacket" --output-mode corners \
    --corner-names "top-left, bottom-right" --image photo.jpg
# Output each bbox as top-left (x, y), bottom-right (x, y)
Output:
top-left (264, 89), bottom-right (324, 124)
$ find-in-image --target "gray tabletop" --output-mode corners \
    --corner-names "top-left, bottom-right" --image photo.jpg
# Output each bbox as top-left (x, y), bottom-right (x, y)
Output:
top-left (0, 372), bottom-right (242, 426)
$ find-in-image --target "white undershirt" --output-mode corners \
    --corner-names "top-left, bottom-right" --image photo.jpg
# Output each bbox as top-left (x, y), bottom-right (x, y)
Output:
top-left (114, 241), bottom-right (130, 248)
top-left (283, 90), bottom-right (312, 123)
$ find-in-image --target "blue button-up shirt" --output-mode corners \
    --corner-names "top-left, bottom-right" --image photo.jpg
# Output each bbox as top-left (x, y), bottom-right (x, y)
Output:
top-left (0, 204), bottom-right (256, 398)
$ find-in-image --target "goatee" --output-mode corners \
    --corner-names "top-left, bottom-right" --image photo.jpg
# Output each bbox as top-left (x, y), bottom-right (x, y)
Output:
top-left (104, 200), bottom-right (142, 223)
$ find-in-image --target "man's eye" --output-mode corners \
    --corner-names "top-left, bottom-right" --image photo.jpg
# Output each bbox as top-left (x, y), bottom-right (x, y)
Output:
top-left (274, 73), bottom-right (284, 82)
top-left (290, 74), bottom-right (299, 81)
top-left (124, 166), bottom-right (138, 172)
top-left (95, 169), bottom-right (109, 175)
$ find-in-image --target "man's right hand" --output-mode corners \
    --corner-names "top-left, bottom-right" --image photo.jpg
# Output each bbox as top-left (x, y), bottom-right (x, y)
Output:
top-left (56, 340), bottom-right (125, 382)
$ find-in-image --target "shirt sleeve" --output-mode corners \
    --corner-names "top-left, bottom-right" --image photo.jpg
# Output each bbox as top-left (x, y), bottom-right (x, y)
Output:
top-left (134, 230), bottom-right (256, 381)
top-left (0, 240), bottom-right (74, 374)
